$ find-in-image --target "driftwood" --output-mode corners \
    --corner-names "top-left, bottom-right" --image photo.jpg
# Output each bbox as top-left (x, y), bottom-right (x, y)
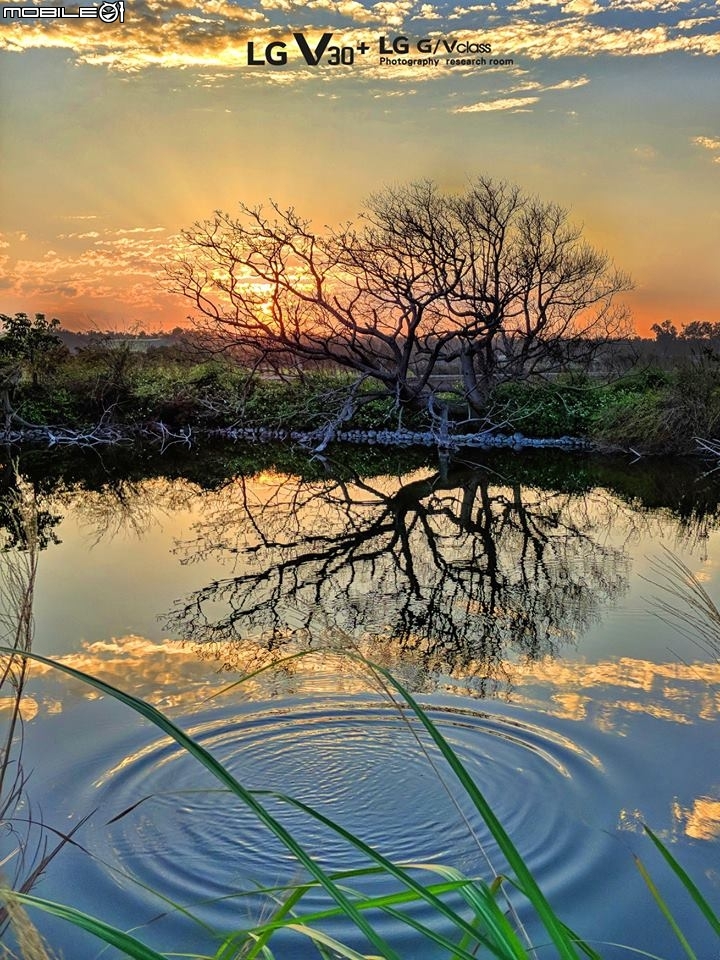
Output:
top-left (0, 419), bottom-right (590, 453)
top-left (0, 421), bottom-right (193, 452)
top-left (695, 437), bottom-right (720, 478)
top-left (696, 436), bottom-right (720, 460)
top-left (211, 425), bottom-right (590, 452)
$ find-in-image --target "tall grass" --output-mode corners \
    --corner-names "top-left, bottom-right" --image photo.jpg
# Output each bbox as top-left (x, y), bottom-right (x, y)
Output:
top-left (0, 647), bottom-right (717, 960)
top-left (647, 545), bottom-right (720, 661)
top-left (0, 476), bottom-right (85, 958)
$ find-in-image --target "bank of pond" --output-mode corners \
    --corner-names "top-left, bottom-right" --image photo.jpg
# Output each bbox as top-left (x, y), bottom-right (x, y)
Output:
top-left (3, 350), bottom-right (720, 456)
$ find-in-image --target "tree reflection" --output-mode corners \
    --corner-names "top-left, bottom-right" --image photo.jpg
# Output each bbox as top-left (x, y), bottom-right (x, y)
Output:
top-left (0, 459), bottom-right (62, 553)
top-left (166, 463), bottom-right (631, 691)
top-left (67, 475), bottom-right (196, 546)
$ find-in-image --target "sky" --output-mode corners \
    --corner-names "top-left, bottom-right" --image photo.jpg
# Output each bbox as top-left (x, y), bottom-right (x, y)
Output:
top-left (0, 0), bottom-right (718, 334)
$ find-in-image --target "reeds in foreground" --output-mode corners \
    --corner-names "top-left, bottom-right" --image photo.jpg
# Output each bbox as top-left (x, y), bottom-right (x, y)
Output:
top-left (0, 647), bottom-right (717, 960)
top-left (647, 545), bottom-right (720, 661)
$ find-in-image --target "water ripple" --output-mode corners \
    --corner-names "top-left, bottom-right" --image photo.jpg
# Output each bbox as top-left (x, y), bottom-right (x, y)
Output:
top-left (78, 690), bottom-right (615, 937)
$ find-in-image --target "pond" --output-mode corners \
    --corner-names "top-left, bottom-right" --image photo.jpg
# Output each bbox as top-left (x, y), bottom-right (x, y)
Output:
top-left (1, 445), bottom-right (719, 959)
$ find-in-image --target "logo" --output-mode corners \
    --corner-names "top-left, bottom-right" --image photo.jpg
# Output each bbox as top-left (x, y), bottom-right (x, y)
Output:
top-left (243, 32), bottom-right (497, 68)
top-left (3, 2), bottom-right (124, 22)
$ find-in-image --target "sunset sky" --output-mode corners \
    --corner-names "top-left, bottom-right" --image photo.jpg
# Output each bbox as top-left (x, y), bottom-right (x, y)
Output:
top-left (1, 0), bottom-right (718, 334)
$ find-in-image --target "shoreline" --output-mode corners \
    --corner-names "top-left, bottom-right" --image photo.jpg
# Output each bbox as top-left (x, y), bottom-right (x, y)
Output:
top-left (0, 421), bottom-right (686, 458)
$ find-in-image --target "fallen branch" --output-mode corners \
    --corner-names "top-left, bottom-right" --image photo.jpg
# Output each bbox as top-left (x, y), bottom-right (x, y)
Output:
top-left (695, 436), bottom-right (720, 459)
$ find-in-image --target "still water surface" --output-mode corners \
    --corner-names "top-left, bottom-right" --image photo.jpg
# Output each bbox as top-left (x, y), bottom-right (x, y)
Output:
top-left (1, 447), bottom-right (719, 958)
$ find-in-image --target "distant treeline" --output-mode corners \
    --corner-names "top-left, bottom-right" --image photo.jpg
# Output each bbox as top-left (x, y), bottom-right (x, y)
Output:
top-left (45, 323), bottom-right (720, 371)
top-left (53, 327), bottom-right (189, 353)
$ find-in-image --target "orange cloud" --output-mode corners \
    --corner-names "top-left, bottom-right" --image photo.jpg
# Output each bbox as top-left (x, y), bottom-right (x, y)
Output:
top-left (692, 135), bottom-right (720, 165)
top-left (453, 95), bottom-right (539, 112)
top-left (2, 9), bottom-right (719, 72)
top-left (1, 227), bottom-right (188, 323)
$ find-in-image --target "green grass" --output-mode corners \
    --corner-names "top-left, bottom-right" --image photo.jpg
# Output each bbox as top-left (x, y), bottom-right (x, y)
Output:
top-left (0, 647), bottom-right (717, 960)
top-left (8, 338), bottom-right (720, 454)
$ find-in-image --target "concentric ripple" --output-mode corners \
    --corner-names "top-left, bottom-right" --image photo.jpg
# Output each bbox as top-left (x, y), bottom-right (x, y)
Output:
top-left (59, 685), bottom-right (620, 946)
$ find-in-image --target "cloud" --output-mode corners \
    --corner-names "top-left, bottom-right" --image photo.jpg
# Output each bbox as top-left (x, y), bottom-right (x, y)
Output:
top-left (676, 16), bottom-right (719, 29)
top-left (0, 226), bottom-right (187, 319)
top-left (0, 231), bottom-right (28, 247)
top-left (361, 62), bottom-right (445, 81)
top-left (371, 86), bottom-right (417, 96)
top-left (608, 0), bottom-right (681, 9)
top-left (562, 0), bottom-right (601, 13)
top-left (453, 95), bottom-right (540, 112)
top-left (693, 135), bottom-right (720, 152)
top-left (274, 0), bottom-right (416, 25)
top-left (506, 0), bottom-right (562, 10)
top-left (370, 0), bottom-right (415, 26)
top-left (485, 20), bottom-right (720, 57)
top-left (515, 75), bottom-right (590, 91)
top-left (58, 226), bottom-right (167, 241)
top-left (57, 231), bottom-right (102, 240)
top-left (414, 3), bottom-right (443, 18)
top-left (2, 3), bottom-right (720, 72)
top-left (632, 144), bottom-right (658, 161)
top-left (692, 136), bottom-right (720, 165)
top-left (450, 3), bottom-right (499, 12)
top-left (144, 0), bottom-right (268, 20)
top-left (453, 73), bottom-right (588, 113)
top-left (305, 0), bottom-right (379, 22)
top-left (115, 226), bottom-right (168, 234)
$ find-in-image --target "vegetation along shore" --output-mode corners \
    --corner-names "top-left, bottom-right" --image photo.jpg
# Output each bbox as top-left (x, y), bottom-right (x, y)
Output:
top-left (1, 312), bottom-right (720, 458)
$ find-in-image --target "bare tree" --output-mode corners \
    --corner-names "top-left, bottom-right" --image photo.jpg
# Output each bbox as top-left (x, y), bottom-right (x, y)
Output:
top-left (363, 179), bottom-right (632, 410)
top-left (165, 204), bottom-right (419, 404)
top-left (166, 178), bottom-right (632, 428)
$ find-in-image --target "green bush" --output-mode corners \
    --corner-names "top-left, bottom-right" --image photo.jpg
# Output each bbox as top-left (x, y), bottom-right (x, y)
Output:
top-left (8, 341), bottom-right (720, 454)
top-left (591, 360), bottom-right (720, 453)
top-left (491, 382), bottom-right (608, 437)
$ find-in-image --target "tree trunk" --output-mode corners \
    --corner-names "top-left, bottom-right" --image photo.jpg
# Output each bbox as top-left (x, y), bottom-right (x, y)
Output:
top-left (460, 342), bottom-right (486, 414)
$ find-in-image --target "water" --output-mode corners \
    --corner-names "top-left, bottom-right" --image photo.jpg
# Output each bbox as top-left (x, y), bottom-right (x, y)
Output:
top-left (1, 446), bottom-right (719, 958)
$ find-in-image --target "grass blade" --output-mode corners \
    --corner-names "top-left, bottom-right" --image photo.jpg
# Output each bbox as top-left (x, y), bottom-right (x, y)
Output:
top-left (359, 657), bottom-right (583, 960)
top-left (1, 890), bottom-right (173, 960)
top-left (501, 875), bottom-right (603, 960)
top-left (252, 877), bottom-right (475, 924)
top-left (633, 855), bottom-right (698, 960)
top-left (643, 826), bottom-right (720, 938)
top-left (282, 923), bottom-right (381, 960)
top-left (257, 789), bottom-right (527, 959)
top-left (0, 647), bottom-right (400, 960)
top-left (249, 876), bottom-right (519, 959)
